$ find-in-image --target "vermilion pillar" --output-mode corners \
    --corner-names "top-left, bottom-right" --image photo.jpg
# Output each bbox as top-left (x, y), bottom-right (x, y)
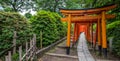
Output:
top-left (91, 23), bottom-right (93, 47)
top-left (66, 14), bottom-right (71, 55)
top-left (73, 23), bottom-right (77, 44)
top-left (88, 23), bottom-right (91, 42)
top-left (101, 11), bottom-right (107, 57)
top-left (77, 23), bottom-right (79, 40)
top-left (97, 18), bottom-right (102, 55)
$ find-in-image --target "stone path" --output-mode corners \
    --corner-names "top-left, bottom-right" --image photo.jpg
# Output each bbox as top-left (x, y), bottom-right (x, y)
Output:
top-left (38, 40), bottom-right (78, 61)
top-left (77, 32), bottom-right (95, 61)
top-left (38, 32), bottom-right (96, 61)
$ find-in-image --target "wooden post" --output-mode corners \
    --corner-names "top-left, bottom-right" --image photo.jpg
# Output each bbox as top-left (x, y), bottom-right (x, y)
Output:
top-left (19, 46), bottom-right (22, 61)
top-left (5, 56), bottom-right (9, 61)
top-left (33, 34), bottom-right (36, 60)
top-left (13, 31), bottom-right (17, 54)
top-left (8, 51), bottom-right (11, 61)
top-left (31, 39), bottom-right (34, 61)
top-left (66, 14), bottom-right (71, 55)
top-left (109, 37), bottom-right (113, 53)
top-left (26, 41), bottom-right (28, 61)
top-left (101, 11), bottom-right (107, 57)
top-left (30, 39), bottom-right (33, 61)
top-left (40, 31), bottom-right (42, 49)
top-left (97, 17), bottom-right (102, 55)
top-left (33, 34), bottom-right (36, 45)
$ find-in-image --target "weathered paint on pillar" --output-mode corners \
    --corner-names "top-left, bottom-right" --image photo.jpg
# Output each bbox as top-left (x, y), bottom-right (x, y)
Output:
top-left (101, 11), bottom-right (107, 48)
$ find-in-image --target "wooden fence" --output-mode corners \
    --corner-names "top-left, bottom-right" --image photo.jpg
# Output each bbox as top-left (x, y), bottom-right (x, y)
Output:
top-left (2, 31), bottom-right (66, 61)
top-left (5, 31), bottom-right (37, 61)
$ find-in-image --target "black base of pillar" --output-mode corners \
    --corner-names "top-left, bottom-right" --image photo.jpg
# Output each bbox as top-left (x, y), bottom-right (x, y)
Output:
top-left (91, 42), bottom-right (94, 48)
top-left (66, 47), bottom-right (70, 55)
top-left (103, 48), bottom-right (107, 58)
top-left (98, 45), bottom-right (102, 55)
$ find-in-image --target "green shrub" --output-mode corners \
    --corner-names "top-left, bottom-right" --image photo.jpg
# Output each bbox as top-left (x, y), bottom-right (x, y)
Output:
top-left (107, 20), bottom-right (120, 56)
top-left (0, 12), bottom-right (33, 52)
top-left (30, 10), bottom-right (66, 47)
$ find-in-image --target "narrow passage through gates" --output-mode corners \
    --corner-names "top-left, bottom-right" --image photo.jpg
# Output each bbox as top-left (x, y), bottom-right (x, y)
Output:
top-left (77, 32), bottom-right (95, 61)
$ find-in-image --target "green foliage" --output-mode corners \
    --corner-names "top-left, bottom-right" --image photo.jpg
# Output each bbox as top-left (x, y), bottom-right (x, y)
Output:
top-left (65, 0), bottom-right (82, 9)
top-left (30, 10), bottom-right (66, 47)
top-left (0, 0), bottom-right (34, 12)
top-left (0, 12), bottom-right (33, 51)
top-left (107, 20), bottom-right (120, 56)
top-left (34, 0), bottom-right (65, 12)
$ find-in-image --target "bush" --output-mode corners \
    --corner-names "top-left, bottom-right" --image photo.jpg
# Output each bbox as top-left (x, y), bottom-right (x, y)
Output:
top-left (0, 12), bottom-right (32, 51)
top-left (30, 10), bottom-right (66, 47)
top-left (107, 20), bottom-right (120, 56)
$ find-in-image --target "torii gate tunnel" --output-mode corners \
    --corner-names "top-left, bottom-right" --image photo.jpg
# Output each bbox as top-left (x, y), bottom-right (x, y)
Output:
top-left (60, 4), bottom-right (117, 57)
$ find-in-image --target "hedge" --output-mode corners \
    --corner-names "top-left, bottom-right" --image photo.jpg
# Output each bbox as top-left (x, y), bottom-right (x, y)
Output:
top-left (0, 12), bottom-right (33, 52)
top-left (30, 10), bottom-right (67, 47)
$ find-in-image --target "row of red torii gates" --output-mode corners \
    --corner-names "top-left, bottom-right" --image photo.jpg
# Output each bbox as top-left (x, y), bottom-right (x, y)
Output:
top-left (60, 4), bottom-right (117, 57)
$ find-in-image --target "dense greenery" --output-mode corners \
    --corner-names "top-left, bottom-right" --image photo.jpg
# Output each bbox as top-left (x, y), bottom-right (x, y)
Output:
top-left (0, 0), bottom-right (34, 12)
top-left (0, 12), bottom-right (32, 52)
top-left (0, 10), bottom-right (67, 51)
top-left (0, 10), bottom-right (67, 60)
top-left (107, 20), bottom-right (120, 56)
top-left (30, 10), bottom-right (66, 47)
top-left (0, 0), bottom-right (120, 58)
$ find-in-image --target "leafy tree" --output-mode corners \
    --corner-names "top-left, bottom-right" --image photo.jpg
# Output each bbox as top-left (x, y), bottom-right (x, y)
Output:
top-left (34, 0), bottom-right (65, 12)
top-left (30, 10), bottom-right (66, 47)
top-left (0, 0), bottom-right (34, 12)
top-left (0, 12), bottom-right (33, 53)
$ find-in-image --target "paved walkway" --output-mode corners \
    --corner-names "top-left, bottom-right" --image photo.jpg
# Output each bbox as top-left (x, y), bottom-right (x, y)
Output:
top-left (77, 32), bottom-right (95, 61)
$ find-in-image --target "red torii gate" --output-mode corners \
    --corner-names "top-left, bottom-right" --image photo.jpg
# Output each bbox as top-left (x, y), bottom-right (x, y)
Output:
top-left (60, 4), bottom-right (116, 57)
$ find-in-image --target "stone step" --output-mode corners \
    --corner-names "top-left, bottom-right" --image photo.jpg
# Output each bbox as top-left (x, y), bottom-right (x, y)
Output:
top-left (46, 53), bottom-right (78, 59)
